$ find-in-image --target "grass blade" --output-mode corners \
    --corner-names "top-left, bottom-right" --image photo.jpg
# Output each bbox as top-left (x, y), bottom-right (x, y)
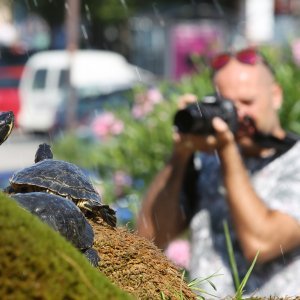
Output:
top-left (188, 271), bottom-right (222, 299)
top-left (223, 220), bottom-right (240, 290)
top-left (236, 251), bottom-right (260, 299)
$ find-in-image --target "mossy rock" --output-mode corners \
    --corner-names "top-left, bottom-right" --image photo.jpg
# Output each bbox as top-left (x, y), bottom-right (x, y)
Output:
top-left (0, 192), bottom-right (132, 300)
top-left (90, 219), bottom-right (197, 299)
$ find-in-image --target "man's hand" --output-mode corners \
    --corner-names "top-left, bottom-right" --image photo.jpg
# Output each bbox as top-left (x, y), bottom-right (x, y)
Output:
top-left (212, 117), bottom-right (235, 150)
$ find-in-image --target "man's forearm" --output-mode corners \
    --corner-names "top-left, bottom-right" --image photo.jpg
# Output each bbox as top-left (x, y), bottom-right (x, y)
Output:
top-left (218, 142), bottom-right (300, 262)
top-left (137, 152), bottom-right (190, 249)
top-left (218, 143), bottom-right (269, 250)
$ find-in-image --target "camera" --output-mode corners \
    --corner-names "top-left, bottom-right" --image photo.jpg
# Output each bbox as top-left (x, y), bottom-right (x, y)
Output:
top-left (173, 95), bottom-right (238, 135)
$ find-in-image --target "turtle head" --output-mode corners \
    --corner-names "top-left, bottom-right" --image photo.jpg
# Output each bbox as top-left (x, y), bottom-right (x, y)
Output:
top-left (35, 143), bottom-right (53, 163)
top-left (0, 111), bottom-right (14, 146)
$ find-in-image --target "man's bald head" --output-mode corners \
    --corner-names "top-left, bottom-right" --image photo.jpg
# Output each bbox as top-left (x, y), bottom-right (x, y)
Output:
top-left (211, 58), bottom-right (284, 147)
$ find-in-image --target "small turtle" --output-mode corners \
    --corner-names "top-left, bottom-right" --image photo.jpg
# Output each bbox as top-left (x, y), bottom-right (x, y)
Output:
top-left (11, 192), bottom-right (100, 267)
top-left (8, 143), bottom-right (116, 227)
top-left (0, 111), bottom-right (14, 146)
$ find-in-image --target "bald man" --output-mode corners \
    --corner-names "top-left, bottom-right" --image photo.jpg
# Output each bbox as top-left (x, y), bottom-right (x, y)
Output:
top-left (137, 48), bottom-right (300, 296)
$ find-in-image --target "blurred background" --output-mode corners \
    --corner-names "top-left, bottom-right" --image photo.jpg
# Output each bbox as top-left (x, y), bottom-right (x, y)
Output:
top-left (1, 0), bottom-right (300, 239)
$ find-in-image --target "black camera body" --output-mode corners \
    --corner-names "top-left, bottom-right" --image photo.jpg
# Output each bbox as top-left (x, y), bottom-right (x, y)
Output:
top-left (173, 95), bottom-right (238, 135)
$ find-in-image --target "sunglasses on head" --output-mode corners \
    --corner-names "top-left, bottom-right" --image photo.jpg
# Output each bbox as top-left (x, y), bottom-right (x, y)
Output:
top-left (210, 48), bottom-right (274, 75)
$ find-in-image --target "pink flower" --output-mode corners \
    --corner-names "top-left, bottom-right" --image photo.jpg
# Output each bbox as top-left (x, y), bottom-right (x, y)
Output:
top-left (91, 112), bottom-right (124, 139)
top-left (131, 87), bottom-right (163, 119)
top-left (131, 101), bottom-right (153, 119)
top-left (165, 239), bottom-right (190, 270)
top-left (291, 39), bottom-right (300, 66)
top-left (147, 87), bottom-right (163, 104)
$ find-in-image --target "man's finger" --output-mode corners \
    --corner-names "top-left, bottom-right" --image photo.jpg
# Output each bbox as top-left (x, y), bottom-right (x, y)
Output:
top-left (178, 94), bottom-right (198, 109)
top-left (212, 117), bottom-right (234, 148)
top-left (212, 117), bottom-right (228, 132)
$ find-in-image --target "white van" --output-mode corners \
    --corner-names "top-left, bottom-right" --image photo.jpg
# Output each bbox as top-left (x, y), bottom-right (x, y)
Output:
top-left (18, 50), bottom-right (153, 133)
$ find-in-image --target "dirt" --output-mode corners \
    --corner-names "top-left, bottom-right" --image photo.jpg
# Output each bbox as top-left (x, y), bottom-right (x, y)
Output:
top-left (90, 219), bottom-right (197, 300)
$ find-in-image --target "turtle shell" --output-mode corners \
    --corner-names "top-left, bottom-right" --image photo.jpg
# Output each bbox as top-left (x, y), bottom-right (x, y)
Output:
top-left (11, 192), bottom-right (94, 250)
top-left (10, 159), bottom-right (101, 204)
top-left (9, 159), bottom-right (117, 227)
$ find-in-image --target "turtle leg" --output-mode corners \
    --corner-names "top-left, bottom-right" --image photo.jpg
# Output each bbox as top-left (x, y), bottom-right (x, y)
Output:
top-left (98, 205), bottom-right (117, 228)
top-left (78, 201), bottom-right (117, 228)
top-left (3, 185), bottom-right (14, 193)
top-left (3, 185), bottom-right (14, 194)
top-left (83, 248), bottom-right (100, 267)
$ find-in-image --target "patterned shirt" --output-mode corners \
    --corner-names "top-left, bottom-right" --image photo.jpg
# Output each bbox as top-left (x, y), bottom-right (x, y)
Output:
top-left (187, 141), bottom-right (300, 297)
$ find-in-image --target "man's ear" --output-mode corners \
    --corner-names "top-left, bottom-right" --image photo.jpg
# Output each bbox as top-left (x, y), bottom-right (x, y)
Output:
top-left (272, 83), bottom-right (283, 111)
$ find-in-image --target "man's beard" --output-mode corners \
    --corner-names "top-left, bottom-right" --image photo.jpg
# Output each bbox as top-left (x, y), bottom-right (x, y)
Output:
top-left (236, 116), bottom-right (289, 156)
top-left (235, 116), bottom-right (270, 156)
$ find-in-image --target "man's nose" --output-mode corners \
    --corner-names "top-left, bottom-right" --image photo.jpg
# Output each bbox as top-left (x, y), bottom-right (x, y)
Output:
top-left (236, 107), bottom-right (248, 121)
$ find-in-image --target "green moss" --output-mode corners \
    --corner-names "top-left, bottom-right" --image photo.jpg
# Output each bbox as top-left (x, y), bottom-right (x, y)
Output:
top-left (0, 192), bottom-right (133, 300)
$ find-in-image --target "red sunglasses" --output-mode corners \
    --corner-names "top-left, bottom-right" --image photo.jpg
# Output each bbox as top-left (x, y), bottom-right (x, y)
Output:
top-left (210, 48), bottom-right (274, 74)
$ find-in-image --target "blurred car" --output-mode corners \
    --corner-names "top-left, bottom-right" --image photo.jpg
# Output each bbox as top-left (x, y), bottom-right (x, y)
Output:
top-left (17, 49), bottom-right (155, 133)
top-left (0, 47), bottom-right (32, 125)
top-left (52, 87), bottom-right (135, 136)
top-left (53, 84), bottom-right (164, 142)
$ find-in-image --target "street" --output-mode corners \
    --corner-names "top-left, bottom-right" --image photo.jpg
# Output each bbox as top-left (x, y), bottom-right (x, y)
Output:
top-left (0, 129), bottom-right (49, 180)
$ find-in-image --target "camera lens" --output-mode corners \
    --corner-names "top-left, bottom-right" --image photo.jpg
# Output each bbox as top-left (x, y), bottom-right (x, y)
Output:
top-left (174, 108), bottom-right (203, 133)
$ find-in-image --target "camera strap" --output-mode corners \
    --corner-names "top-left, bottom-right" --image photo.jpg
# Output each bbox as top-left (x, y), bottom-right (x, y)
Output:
top-left (182, 153), bottom-right (202, 222)
top-left (254, 131), bottom-right (300, 154)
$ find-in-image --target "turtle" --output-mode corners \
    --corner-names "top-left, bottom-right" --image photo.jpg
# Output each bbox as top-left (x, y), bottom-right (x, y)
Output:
top-left (11, 192), bottom-right (100, 267)
top-left (0, 111), bottom-right (14, 146)
top-left (7, 143), bottom-right (117, 227)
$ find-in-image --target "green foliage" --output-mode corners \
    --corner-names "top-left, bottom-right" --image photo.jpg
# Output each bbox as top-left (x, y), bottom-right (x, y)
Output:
top-left (261, 45), bottom-right (300, 133)
top-left (96, 100), bottom-right (175, 181)
top-left (0, 192), bottom-right (132, 300)
top-left (87, 0), bottom-right (137, 23)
